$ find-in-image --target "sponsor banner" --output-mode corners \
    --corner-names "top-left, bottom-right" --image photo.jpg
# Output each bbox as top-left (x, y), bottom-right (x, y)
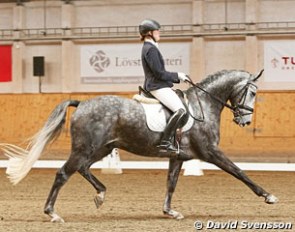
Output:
top-left (0, 45), bottom-right (12, 82)
top-left (264, 41), bottom-right (295, 82)
top-left (80, 43), bottom-right (190, 84)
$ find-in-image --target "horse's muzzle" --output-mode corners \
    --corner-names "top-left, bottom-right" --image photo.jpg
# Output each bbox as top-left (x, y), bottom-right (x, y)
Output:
top-left (233, 116), bottom-right (252, 127)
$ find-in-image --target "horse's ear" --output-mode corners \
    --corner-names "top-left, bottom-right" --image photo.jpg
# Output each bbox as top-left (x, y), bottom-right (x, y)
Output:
top-left (252, 69), bottom-right (264, 82)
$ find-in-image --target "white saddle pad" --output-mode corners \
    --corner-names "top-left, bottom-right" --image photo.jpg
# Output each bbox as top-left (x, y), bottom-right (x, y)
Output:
top-left (141, 103), bottom-right (194, 132)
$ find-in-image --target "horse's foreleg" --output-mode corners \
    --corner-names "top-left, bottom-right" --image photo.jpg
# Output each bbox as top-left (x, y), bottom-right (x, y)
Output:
top-left (206, 146), bottom-right (278, 204)
top-left (163, 158), bottom-right (184, 219)
top-left (78, 167), bottom-right (106, 209)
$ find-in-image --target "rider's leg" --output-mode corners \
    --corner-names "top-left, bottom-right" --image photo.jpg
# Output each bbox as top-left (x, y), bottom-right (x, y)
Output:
top-left (150, 88), bottom-right (187, 152)
top-left (158, 108), bottom-right (187, 151)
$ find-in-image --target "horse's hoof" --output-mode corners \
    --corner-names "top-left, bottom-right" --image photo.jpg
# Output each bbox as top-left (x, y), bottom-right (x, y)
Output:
top-left (175, 213), bottom-right (184, 220)
top-left (51, 217), bottom-right (65, 223)
top-left (163, 210), bottom-right (184, 220)
top-left (49, 213), bottom-right (65, 223)
top-left (94, 196), bottom-right (103, 208)
top-left (265, 194), bottom-right (278, 204)
top-left (94, 192), bottom-right (105, 209)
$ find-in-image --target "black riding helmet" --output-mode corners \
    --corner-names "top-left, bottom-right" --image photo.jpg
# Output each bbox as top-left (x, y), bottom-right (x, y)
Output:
top-left (139, 19), bottom-right (161, 36)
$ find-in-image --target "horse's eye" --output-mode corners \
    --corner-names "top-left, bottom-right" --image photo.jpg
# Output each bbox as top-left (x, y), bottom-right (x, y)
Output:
top-left (251, 92), bottom-right (256, 97)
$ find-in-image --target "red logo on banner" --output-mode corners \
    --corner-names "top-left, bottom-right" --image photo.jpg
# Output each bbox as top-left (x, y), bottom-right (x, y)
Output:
top-left (282, 56), bottom-right (295, 65)
top-left (282, 57), bottom-right (295, 69)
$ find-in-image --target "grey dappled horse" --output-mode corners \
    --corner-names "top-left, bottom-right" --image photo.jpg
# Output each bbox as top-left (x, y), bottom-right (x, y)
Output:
top-left (0, 70), bottom-right (278, 222)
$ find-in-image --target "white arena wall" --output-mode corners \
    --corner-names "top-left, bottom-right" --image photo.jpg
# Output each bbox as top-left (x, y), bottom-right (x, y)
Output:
top-left (0, 0), bottom-right (295, 93)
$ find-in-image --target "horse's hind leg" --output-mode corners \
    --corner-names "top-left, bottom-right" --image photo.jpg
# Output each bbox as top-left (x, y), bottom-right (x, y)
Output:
top-left (205, 146), bottom-right (278, 204)
top-left (163, 158), bottom-right (184, 219)
top-left (44, 160), bottom-right (78, 223)
top-left (78, 166), bottom-right (106, 209)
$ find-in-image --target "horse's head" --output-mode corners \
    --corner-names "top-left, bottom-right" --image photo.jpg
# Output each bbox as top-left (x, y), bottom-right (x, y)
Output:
top-left (229, 69), bottom-right (263, 127)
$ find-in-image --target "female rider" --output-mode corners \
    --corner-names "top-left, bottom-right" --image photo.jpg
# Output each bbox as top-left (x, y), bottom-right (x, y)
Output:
top-left (139, 19), bottom-right (189, 153)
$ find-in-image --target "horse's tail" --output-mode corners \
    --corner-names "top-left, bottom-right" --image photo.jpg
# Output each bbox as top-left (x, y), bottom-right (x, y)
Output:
top-left (0, 99), bottom-right (80, 185)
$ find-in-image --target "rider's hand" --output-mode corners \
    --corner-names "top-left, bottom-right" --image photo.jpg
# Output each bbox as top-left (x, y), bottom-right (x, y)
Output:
top-left (178, 72), bottom-right (190, 82)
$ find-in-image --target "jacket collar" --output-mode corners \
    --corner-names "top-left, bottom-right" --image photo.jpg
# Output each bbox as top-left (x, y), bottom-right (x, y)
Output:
top-left (144, 38), bottom-right (159, 48)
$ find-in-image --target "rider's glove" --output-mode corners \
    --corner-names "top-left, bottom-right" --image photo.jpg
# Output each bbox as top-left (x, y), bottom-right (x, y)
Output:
top-left (178, 72), bottom-right (189, 82)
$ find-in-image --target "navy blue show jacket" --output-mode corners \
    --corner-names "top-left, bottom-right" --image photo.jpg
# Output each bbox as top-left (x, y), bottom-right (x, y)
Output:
top-left (141, 42), bottom-right (180, 92)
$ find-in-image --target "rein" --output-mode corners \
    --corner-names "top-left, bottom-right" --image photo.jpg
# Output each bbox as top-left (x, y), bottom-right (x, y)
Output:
top-left (185, 79), bottom-right (236, 111)
top-left (185, 69), bottom-right (263, 116)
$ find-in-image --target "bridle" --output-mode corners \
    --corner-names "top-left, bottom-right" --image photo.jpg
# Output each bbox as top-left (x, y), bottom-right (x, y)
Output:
top-left (231, 82), bottom-right (257, 120)
top-left (185, 78), bottom-right (258, 121)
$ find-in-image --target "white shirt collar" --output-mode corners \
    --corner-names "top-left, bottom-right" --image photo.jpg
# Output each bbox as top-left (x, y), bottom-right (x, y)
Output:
top-left (144, 38), bottom-right (159, 48)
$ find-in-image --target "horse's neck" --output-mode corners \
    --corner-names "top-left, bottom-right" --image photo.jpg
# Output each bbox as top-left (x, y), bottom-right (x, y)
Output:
top-left (186, 72), bottom-right (248, 116)
top-left (202, 73), bottom-right (246, 102)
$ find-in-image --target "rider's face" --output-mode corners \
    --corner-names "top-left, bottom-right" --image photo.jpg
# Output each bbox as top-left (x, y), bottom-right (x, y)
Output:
top-left (152, 30), bottom-right (160, 42)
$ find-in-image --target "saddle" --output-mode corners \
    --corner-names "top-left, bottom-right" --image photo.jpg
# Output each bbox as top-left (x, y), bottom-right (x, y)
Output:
top-left (137, 86), bottom-right (187, 107)
top-left (133, 87), bottom-right (194, 133)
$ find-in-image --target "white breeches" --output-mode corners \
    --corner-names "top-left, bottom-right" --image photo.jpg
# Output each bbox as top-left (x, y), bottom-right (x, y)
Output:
top-left (150, 87), bottom-right (186, 113)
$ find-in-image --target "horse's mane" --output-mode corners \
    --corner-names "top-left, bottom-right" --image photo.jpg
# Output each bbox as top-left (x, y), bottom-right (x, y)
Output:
top-left (198, 69), bottom-right (250, 88)
top-left (199, 70), bottom-right (228, 87)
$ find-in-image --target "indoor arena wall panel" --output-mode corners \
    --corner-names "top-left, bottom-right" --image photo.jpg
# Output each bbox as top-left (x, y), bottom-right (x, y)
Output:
top-left (73, 1), bottom-right (192, 27)
top-left (0, 94), bottom-right (70, 144)
top-left (204, 38), bottom-right (245, 74)
top-left (0, 5), bottom-right (13, 29)
top-left (204, 0), bottom-right (245, 24)
top-left (258, 0), bottom-right (295, 22)
top-left (254, 92), bottom-right (295, 137)
top-left (0, 92), bottom-right (295, 161)
top-left (24, 1), bottom-right (62, 29)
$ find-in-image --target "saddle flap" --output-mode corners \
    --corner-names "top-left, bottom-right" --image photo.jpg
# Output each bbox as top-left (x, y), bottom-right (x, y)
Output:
top-left (134, 87), bottom-right (195, 132)
top-left (140, 101), bottom-right (194, 133)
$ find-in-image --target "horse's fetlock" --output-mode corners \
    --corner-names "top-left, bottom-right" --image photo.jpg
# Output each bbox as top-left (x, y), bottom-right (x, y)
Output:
top-left (44, 206), bottom-right (53, 215)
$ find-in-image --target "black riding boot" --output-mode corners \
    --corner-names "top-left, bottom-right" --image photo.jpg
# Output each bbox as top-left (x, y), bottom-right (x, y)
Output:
top-left (158, 108), bottom-right (187, 152)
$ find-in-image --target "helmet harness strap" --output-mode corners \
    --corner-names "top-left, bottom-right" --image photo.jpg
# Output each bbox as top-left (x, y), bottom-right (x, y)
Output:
top-left (147, 31), bottom-right (156, 42)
